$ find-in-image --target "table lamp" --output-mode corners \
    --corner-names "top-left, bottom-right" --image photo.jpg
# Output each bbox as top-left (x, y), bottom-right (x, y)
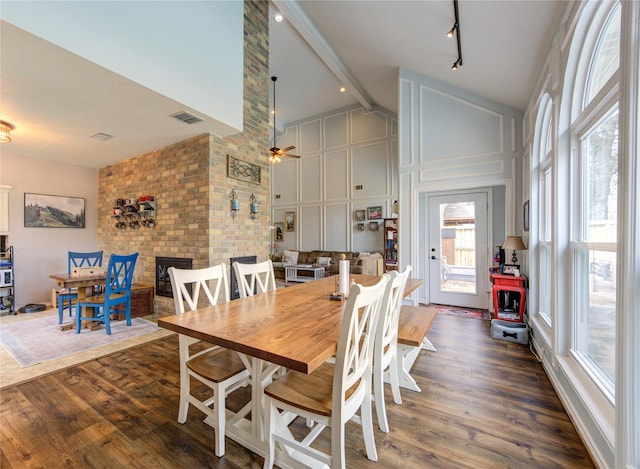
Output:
top-left (503, 236), bottom-right (527, 264)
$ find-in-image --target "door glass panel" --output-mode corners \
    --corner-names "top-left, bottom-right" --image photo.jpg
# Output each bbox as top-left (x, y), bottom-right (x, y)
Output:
top-left (439, 202), bottom-right (476, 294)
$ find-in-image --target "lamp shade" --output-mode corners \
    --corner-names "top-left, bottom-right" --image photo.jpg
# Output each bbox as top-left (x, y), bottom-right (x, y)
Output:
top-left (503, 236), bottom-right (527, 251)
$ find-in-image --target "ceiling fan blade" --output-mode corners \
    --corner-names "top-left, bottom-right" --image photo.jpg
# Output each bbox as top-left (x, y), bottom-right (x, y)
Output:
top-left (281, 146), bottom-right (296, 153)
top-left (281, 153), bottom-right (301, 159)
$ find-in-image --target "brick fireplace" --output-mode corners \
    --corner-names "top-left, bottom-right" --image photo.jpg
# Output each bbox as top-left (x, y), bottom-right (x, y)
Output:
top-left (96, 1), bottom-right (270, 317)
top-left (156, 257), bottom-right (193, 298)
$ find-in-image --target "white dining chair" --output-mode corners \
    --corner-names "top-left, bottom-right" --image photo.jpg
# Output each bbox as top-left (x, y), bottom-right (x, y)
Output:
top-left (232, 259), bottom-right (276, 298)
top-left (168, 264), bottom-right (250, 457)
top-left (262, 274), bottom-right (390, 469)
top-left (373, 264), bottom-right (412, 433)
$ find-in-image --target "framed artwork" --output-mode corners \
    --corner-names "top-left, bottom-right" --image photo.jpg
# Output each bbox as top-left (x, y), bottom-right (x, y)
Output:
top-left (274, 222), bottom-right (284, 241)
top-left (523, 200), bottom-right (530, 232)
top-left (357, 223), bottom-right (365, 231)
top-left (369, 221), bottom-right (379, 231)
top-left (501, 264), bottom-right (520, 275)
top-left (367, 206), bottom-right (383, 220)
top-left (285, 211), bottom-right (295, 232)
top-left (355, 210), bottom-right (366, 221)
top-left (24, 193), bottom-right (85, 228)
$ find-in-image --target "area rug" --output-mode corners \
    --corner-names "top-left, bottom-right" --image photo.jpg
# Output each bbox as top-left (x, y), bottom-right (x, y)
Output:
top-left (0, 315), bottom-right (159, 368)
top-left (432, 304), bottom-right (491, 320)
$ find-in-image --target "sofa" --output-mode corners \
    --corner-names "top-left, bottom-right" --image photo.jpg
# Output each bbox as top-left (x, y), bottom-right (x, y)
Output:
top-left (272, 250), bottom-right (383, 280)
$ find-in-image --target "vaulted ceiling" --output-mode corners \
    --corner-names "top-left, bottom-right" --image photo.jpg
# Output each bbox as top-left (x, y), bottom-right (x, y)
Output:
top-left (0, 1), bottom-right (565, 169)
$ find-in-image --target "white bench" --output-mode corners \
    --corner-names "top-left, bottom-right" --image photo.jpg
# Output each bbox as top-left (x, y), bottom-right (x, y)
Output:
top-left (389, 305), bottom-right (438, 392)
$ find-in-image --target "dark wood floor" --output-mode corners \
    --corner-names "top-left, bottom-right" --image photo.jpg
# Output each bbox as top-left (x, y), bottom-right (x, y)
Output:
top-left (0, 313), bottom-right (595, 469)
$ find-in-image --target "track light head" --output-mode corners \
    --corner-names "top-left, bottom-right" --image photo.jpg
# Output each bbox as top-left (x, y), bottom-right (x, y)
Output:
top-left (448, 0), bottom-right (463, 71)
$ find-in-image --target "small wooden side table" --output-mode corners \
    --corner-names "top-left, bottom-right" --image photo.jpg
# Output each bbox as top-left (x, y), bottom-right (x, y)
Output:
top-left (491, 274), bottom-right (526, 322)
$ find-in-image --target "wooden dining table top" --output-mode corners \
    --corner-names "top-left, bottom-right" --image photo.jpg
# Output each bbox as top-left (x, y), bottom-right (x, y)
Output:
top-left (158, 274), bottom-right (423, 375)
top-left (49, 272), bottom-right (107, 289)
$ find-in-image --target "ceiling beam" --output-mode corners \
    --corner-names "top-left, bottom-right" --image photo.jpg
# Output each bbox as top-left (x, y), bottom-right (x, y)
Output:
top-left (273, 0), bottom-right (373, 111)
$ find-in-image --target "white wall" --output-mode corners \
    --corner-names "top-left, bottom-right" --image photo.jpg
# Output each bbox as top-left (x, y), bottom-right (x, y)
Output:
top-left (398, 69), bottom-right (523, 305)
top-left (270, 105), bottom-right (398, 255)
top-left (2, 1), bottom-right (244, 131)
top-left (0, 154), bottom-right (98, 308)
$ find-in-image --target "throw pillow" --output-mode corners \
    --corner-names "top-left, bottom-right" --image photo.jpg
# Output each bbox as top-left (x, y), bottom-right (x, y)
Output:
top-left (283, 250), bottom-right (299, 264)
top-left (317, 256), bottom-right (332, 266)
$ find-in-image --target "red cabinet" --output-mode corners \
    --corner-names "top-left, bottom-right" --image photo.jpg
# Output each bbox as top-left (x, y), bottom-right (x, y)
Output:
top-left (491, 274), bottom-right (526, 322)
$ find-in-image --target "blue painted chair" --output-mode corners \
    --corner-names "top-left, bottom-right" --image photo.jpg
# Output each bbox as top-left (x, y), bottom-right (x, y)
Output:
top-left (75, 252), bottom-right (138, 335)
top-left (57, 251), bottom-right (103, 324)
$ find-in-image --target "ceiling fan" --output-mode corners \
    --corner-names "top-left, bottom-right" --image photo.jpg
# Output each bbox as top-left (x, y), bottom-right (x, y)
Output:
top-left (269, 76), bottom-right (300, 163)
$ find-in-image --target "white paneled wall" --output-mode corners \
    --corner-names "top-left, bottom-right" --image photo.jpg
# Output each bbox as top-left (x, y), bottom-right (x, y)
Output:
top-left (271, 105), bottom-right (397, 255)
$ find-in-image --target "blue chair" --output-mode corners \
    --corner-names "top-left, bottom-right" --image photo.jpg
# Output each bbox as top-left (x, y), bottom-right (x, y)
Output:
top-left (57, 251), bottom-right (103, 324)
top-left (75, 253), bottom-right (138, 335)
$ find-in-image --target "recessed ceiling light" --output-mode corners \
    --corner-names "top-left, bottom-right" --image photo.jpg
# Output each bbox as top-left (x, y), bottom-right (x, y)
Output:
top-left (274, 12), bottom-right (283, 23)
top-left (340, 86), bottom-right (346, 93)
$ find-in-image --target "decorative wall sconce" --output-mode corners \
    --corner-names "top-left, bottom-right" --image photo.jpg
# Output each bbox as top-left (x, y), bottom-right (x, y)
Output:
top-left (229, 189), bottom-right (239, 219)
top-left (249, 193), bottom-right (258, 220)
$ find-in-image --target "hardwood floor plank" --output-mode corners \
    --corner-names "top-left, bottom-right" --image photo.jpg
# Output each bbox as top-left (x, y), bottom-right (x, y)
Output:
top-left (0, 313), bottom-right (595, 468)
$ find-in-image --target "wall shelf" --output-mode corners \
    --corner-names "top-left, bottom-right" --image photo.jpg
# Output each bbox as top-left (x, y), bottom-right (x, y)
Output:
top-left (1, 244), bottom-right (15, 315)
top-left (113, 196), bottom-right (156, 229)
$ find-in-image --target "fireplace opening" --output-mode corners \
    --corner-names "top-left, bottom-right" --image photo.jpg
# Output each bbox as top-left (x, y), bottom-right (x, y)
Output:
top-left (156, 257), bottom-right (193, 298)
top-left (230, 256), bottom-right (256, 300)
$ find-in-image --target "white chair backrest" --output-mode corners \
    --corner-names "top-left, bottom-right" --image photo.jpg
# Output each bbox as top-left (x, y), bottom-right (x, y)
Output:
top-left (333, 274), bottom-right (390, 417)
top-left (376, 265), bottom-right (412, 358)
top-left (233, 260), bottom-right (276, 298)
top-left (169, 264), bottom-right (230, 314)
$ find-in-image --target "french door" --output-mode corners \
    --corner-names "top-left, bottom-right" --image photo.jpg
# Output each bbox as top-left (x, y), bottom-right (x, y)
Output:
top-left (427, 192), bottom-right (489, 309)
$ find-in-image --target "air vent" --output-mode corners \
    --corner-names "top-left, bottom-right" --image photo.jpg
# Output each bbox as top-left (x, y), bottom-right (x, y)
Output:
top-left (91, 132), bottom-right (113, 141)
top-left (171, 111), bottom-right (203, 125)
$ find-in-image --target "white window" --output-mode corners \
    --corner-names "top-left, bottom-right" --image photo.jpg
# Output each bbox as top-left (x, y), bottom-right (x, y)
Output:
top-left (538, 100), bottom-right (553, 325)
top-left (571, 3), bottom-right (620, 398)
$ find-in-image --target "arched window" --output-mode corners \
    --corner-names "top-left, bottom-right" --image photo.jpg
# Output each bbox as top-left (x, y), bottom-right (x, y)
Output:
top-left (571, 2), bottom-right (620, 398)
top-left (537, 98), bottom-right (553, 325)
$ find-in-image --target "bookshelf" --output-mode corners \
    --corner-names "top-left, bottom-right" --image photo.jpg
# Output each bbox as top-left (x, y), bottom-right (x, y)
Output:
top-left (383, 218), bottom-right (398, 271)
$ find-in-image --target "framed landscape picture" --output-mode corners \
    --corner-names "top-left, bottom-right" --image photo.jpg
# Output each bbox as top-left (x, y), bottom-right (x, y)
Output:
top-left (24, 193), bottom-right (85, 228)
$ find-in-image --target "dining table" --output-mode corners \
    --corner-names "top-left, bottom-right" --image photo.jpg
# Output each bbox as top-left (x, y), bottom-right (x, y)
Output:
top-left (158, 273), bottom-right (423, 462)
top-left (49, 272), bottom-right (107, 331)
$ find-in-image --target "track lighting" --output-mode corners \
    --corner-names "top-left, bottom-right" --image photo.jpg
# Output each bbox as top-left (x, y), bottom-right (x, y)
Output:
top-left (448, 0), bottom-right (463, 71)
